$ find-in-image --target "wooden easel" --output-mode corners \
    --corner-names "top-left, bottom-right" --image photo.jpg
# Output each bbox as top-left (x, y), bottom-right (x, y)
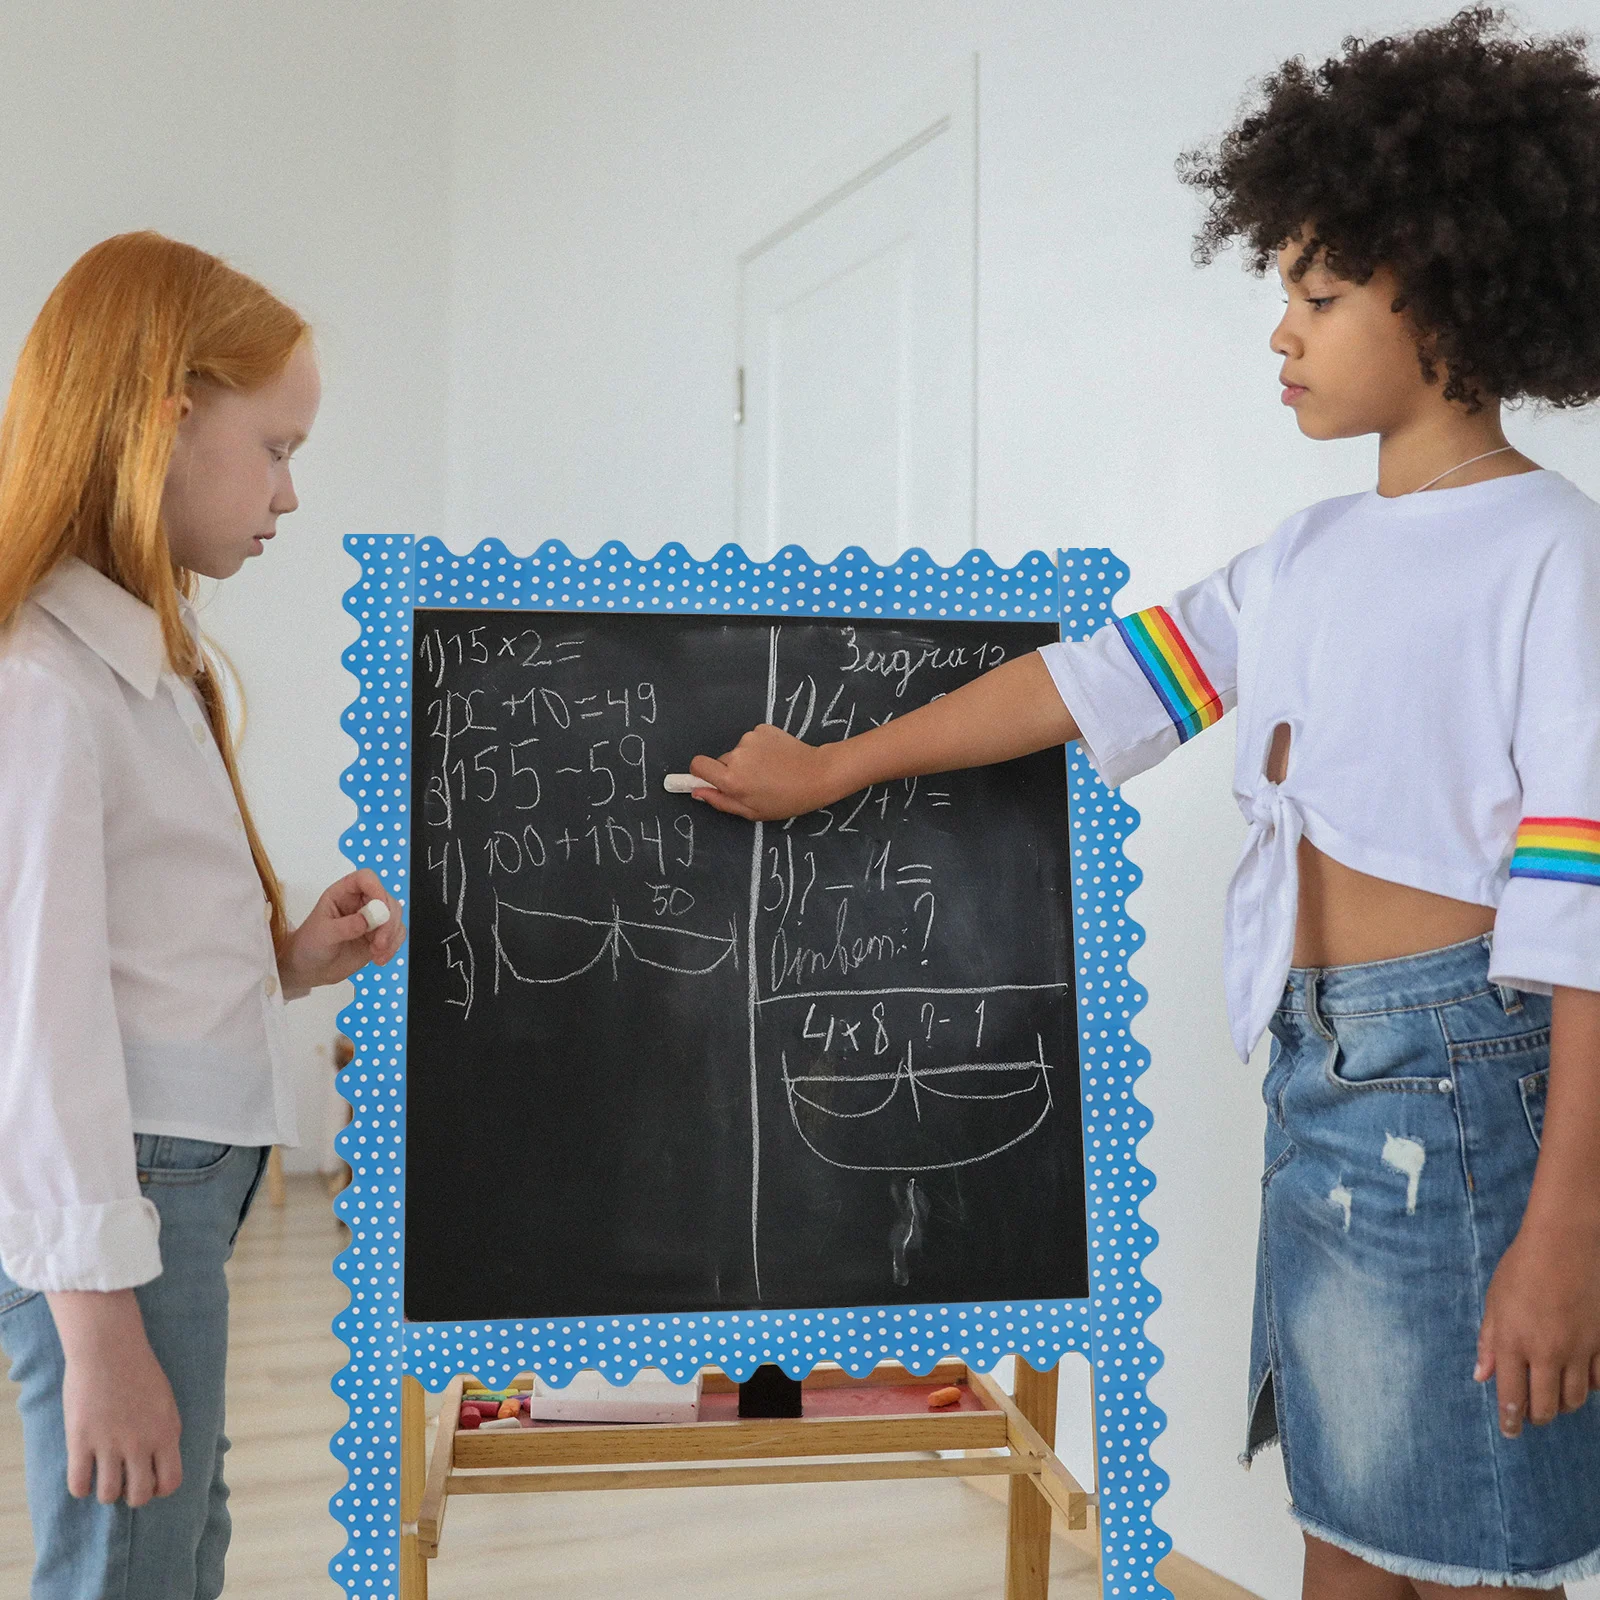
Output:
top-left (398, 1359), bottom-right (1091, 1598)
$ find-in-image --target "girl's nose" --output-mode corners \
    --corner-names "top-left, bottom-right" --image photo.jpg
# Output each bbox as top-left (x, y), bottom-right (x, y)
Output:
top-left (273, 471), bottom-right (299, 516)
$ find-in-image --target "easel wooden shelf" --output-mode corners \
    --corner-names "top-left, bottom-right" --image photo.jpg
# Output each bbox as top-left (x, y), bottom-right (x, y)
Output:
top-left (399, 1359), bottom-right (1092, 1599)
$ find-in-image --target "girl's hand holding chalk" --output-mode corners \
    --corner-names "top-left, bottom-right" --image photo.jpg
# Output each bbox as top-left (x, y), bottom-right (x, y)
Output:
top-left (677, 723), bottom-right (848, 822)
top-left (274, 867), bottom-right (407, 992)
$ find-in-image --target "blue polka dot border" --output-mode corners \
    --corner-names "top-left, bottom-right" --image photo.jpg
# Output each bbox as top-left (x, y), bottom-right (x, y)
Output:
top-left (330, 536), bottom-right (1170, 1598)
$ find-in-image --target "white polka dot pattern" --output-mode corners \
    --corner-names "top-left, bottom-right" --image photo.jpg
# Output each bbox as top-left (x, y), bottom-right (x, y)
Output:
top-left (329, 537), bottom-right (1170, 1596)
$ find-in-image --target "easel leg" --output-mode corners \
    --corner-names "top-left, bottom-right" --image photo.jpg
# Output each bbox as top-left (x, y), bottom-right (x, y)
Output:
top-left (400, 1374), bottom-right (428, 1600)
top-left (1004, 1363), bottom-right (1060, 1600)
top-left (264, 1145), bottom-right (286, 1206)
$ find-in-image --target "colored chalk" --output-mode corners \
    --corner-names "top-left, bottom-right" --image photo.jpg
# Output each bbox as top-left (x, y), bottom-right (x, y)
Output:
top-left (360, 899), bottom-right (390, 932)
top-left (927, 1386), bottom-right (962, 1409)
top-left (662, 774), bottom-right (713, 793)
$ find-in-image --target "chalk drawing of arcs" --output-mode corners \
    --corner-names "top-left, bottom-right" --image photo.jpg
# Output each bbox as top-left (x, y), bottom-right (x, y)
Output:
top-left (492, 899), bottom-right (738, 992)
top-left (780, 1035), bottom-right (1055, 1173)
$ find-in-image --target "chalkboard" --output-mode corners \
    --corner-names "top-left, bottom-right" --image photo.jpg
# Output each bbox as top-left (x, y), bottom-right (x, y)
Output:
top-left (404, 610), bottom-right (1085, 1321)
top-left (333, 537), bottom-right (1170, 1598)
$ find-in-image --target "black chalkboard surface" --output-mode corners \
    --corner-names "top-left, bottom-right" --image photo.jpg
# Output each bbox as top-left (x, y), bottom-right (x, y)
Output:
top-left (404, 610), bottom-right (1085, 1321)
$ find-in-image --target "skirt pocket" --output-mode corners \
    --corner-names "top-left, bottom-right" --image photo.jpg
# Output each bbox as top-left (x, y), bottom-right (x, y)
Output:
top-left (1321, 1011), bottom-right (1445, 1094)
top-left (1520, 1067), bottom-right (1549, 1149)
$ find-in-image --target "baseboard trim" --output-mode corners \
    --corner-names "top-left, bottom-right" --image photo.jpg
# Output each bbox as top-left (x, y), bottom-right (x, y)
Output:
top-left (961, 1463), bottom-right (1262, 1599)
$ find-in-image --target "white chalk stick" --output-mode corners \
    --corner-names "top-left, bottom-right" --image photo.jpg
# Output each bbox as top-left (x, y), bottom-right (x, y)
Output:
top-left (528, 1368), bottom-right (702, 1424)
top-left (662, 774), bottom-right (714, 794)
top-left (360, 899), bottom-right (391, 932)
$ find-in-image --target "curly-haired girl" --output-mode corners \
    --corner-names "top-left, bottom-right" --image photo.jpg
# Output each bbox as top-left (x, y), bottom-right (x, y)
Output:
top-left (689, 8), bottom-right (1600, 1593)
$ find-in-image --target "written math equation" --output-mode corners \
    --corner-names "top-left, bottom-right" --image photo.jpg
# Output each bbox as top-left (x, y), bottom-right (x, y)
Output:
top-left (402, 610), bottom-right (1085, 1321)
top-left (416, 619), bottom-right (717, 1021)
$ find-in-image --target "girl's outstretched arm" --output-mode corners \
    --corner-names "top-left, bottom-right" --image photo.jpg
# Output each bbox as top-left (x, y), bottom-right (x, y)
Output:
top-left (1476, 984), bottom-right (1600, 1435)
top-left (687, 652), bottom-right (1081, 822)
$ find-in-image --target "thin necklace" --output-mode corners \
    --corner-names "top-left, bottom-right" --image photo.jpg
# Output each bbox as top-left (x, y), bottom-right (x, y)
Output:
top-left (1407, 445), bottom-right (1515, 494)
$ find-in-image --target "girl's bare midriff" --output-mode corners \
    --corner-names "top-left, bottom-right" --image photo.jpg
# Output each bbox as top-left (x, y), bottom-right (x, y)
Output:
top-left (1263, 724), bottom-right (1497, 968)
top-left (1293, 838), bottom-right (1497, 968)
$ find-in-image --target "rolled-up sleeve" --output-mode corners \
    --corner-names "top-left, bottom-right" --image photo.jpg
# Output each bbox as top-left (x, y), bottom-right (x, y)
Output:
top-left (0, 661), bottom-right (160, 1291)
top-left (1038, 546), bottom-right (1258, 788)
top-left (1490, 532), bottom-right (1600, 997)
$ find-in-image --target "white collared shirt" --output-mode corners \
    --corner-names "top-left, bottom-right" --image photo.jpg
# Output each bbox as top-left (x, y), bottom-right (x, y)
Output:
top-left (0, 559), bottom-right (298, 1292)
top-left (1041, 469), bottom-right (1600, 1061)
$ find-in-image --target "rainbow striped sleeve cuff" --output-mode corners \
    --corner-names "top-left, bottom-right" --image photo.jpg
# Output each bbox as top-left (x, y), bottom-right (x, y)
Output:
top-left (1509, 817), bottom-right (1600, 886)
top-left (1113, 606), bottom-right (1226, 743)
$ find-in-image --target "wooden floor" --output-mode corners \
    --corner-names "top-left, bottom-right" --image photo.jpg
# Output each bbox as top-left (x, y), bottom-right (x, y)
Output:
top-left (0, 1176), bottom-right (1103, 1599)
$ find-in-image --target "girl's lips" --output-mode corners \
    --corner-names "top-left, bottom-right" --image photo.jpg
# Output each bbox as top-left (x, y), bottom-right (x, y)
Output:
top-left (1281, 385), bottom-right (1307, 405)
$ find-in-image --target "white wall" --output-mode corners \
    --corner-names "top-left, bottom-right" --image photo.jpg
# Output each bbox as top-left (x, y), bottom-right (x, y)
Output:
top-left (6, 2), bottom-right (1599, 1592)
top-left (443, 4), bottom-right (1600, 1596)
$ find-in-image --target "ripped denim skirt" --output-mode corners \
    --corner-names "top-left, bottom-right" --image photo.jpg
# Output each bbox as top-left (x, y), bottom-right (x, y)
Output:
top-left (1245, 933), bottom-right (1600, 1587)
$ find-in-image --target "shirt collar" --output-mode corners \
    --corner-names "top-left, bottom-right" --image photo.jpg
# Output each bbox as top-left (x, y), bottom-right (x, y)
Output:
top-left (31, 558), bottom-right (189, 700)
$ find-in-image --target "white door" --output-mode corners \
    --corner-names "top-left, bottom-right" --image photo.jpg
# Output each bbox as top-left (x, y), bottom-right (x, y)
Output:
top-left (736, 69), bottom-right (976, 564)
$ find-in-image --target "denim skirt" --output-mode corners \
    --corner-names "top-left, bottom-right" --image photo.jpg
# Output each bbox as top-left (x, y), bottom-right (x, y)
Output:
top-left (1245, 933), bottom-right (1600, 1586)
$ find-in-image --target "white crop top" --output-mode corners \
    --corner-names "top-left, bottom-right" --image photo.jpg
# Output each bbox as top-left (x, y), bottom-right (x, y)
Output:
top-left (1039, 468), bottom-right (1600, 1062)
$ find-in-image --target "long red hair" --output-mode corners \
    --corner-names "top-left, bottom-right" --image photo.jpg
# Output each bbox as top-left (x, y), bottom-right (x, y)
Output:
top-left (0, 232), bottom-right (309, 947)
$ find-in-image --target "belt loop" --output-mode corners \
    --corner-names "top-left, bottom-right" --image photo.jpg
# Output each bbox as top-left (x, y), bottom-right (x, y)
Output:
top-left (1485, 932), bottom-right (1523, 1013)
top-left (1306, 970), bottom-right (1336, 1041)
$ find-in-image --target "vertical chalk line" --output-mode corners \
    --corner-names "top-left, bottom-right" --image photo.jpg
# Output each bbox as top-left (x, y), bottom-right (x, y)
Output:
top-left (747, 624), bottom-right (781, 1300)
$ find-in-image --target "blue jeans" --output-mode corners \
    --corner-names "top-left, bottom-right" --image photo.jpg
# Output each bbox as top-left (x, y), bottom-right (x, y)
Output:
top-left (1246, 934), bottom-right (1600, 1586)
top-left (0, 1137), bottom-right (268, 1600)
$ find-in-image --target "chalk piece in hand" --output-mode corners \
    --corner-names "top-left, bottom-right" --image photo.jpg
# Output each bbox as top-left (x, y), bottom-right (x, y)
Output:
top-left (663, 774), bottom-right (714, 794)
top-left (927, 1386), bottom-right (963, 1410)
top-left (360, 899), bottom-right (390, 932)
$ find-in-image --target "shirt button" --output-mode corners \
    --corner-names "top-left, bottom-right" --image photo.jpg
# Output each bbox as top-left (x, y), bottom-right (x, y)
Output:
top-left (264, 973), bottom-right (279, 997)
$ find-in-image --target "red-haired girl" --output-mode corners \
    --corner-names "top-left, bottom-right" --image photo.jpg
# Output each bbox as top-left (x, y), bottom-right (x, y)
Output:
top-left (0, 232), bottom-right (405, 1598)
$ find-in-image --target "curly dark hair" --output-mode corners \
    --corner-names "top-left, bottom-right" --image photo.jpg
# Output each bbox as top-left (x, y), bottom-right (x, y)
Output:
top-left (1176, 7), bottom-right (1600, 413)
